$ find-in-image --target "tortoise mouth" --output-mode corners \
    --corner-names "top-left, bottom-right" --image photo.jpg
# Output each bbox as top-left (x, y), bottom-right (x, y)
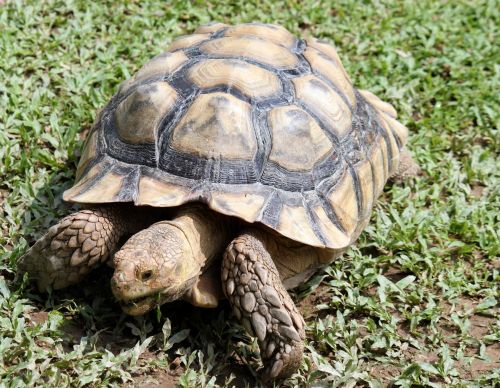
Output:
top-left (118, 292), bottom-right (167, 316)
top-left (115, 276), bottom-right (198, 316)
top-left (119, 294), bottom-right (154, 307)
top-left (111, 277), bottom-right (175, 315)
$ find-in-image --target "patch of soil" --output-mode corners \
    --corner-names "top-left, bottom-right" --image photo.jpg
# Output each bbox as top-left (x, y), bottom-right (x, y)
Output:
top-left (468, 314), bottom-right (495, 340)
top-left (129, 350), bottom-right (183, 387)
top-left (132, 368), bottom-right (178, 388)
top-left (403, 347), bottom-right (439, 364)
top-left (458, 342), bottom-right (500, 380)
top-left (367, 363), bottom-right (401, 381)
top-left (29, 311), bottom-right (49, 325)
top-left (472, 136), bottom-right (491, 147)
top-left (26, 272), bottom-right (498, 386)
top-left (0, 189), bottom-right (9, 205)
top-left (471, 184), bottom-right (485, 198)
top-left (382, 266), bottom-right (412, 283)
top-left (297, 283), bottom-right (332, 319)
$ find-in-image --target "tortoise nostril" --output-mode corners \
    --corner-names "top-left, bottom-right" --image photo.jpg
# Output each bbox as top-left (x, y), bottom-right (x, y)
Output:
top-left (140, 270), bottom-right (153, 281)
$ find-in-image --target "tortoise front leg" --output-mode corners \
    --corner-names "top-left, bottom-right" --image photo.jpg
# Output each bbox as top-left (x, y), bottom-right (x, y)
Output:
top-left (222, 229), bottom-right (306, 381)
top-left (19, 206), bottom-right (140, 291)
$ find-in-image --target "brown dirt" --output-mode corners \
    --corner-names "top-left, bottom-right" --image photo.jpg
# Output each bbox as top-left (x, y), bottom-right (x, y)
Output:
top-left (471, 184), bottom-right (485, 198)
top-left (446, 301), bottom-right (500, 380)
top-left (28, 311), bottom-right (49, 325)
top-left (472, 136), bottom-right (491, 147)
top-left (130, 351), bottom-right (181, 388)
top-left (367, 363), bottom-right (402, 382)
top-left (297, 283), bottom-right (332, 319)
top-left (0, 189), bottom-right (8, 204)
top-left (458, 343), bottom-right (500, 380)
top-left (132, 370), bottom-right (177, 388)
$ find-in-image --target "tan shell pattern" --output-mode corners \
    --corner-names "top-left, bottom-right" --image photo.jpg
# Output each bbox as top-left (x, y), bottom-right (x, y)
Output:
top-left (64, 23), bottom-right (408, 250)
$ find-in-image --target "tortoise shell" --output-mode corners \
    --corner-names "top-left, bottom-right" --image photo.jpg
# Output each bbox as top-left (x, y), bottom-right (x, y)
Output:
top-left (63, 23), bottom-right (408, 250)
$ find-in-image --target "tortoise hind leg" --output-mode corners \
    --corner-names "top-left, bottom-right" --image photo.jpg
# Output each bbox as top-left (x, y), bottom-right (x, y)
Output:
top-left (222, 229), bottom-right (305, 382)
top-left (19, 206), bottom-right (133, 291)
top-left (391, 147), bottom-right (421, 182)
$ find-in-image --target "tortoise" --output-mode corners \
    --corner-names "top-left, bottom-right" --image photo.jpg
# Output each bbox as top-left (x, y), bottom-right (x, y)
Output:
top-left (19, 22), bottom-right (419, 381)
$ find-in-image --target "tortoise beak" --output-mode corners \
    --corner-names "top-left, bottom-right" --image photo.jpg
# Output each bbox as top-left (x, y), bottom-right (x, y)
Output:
top-left (111, 270), bottom-right (199, 316)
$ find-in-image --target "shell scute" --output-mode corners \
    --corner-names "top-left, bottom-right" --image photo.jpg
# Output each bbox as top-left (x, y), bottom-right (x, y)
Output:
top-left (166, 33), bottom-right (210, 51)
top-left (75, 130), bottom-right (98, 181)
top-left (187, 59), bottom-right (281, 100)
top-left (304, 47), bottom-right (356, 107)
top-left (223, 23), bottom-right (296, 48)
top-left (169, 92), bottom-right (256, 160)
top-left (311, 205), bottom-right (350, 248)
top-left (194, 22), bottom-right (228, 34)
top-left (359, 89), bottom-right (397, 118)
top-left (292, 75), bottom-right (352, 138)
top-left (305, 38), bottom-right (350, 81)
top-left (267, 105), bottom-right (332, 172)
top-left (200, 36), bottom-right (299, 69)
top-left (354, 159), bottom-right (374, 219)
top-left (326, 170), bottom-right (358, 236)
top-left (369, 137), bottom-right (388, 197)
top-left (65, 168), bottom-right (124, 203)
top-left (136, 176), bottom-right (190, 207)
top-left (277, 204), bottom-right (323, 247)
top-left (209, 190), bottom-right (267, 223)
top-left (379, 115), bottom-right (401, 174)
top-left (119, 51), bottom-right (188, 95)
top-left (115, 82), bottom-right (177, 145)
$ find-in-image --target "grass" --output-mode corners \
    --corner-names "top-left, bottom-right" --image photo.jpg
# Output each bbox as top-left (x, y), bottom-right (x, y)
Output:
top-left (0, 0), bottom-right (498, 386)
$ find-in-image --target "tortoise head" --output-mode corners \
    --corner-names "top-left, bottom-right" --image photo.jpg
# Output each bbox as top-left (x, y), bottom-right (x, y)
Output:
top-left (111, 221), bottom-right (199, 316)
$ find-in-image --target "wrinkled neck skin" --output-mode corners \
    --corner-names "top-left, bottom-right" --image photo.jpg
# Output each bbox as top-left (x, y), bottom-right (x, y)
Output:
top-left (111, 205), bottom-right (235, 315)
top-left (173, 205), bottom-right (233, 269)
